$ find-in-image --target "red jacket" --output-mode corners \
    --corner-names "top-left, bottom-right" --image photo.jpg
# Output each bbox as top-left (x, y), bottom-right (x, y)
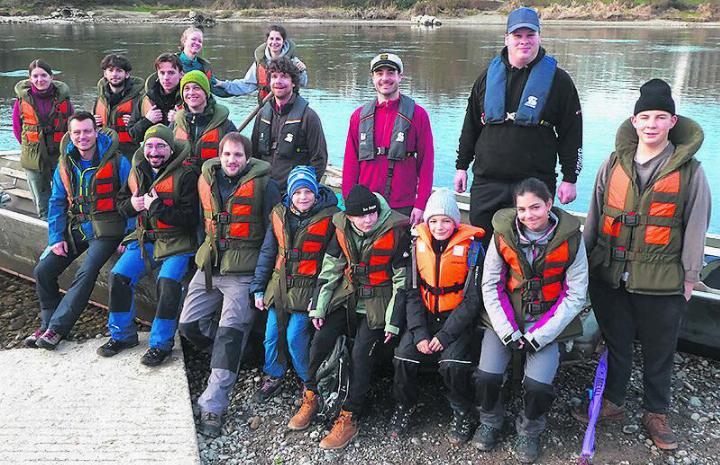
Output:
top-left (342, 95), bottom-right (434, 210)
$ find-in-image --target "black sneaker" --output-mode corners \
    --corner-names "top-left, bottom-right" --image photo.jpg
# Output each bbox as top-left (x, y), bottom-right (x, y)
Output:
top-left (36, 329), bottom-right (62, 350)
top-left (140, 348), bottom-right (172, 367)
top-left (24, 329), bottom-right (44, 348)
top-left (389, 404), bottom-right (415, 439)
top-left (472, 423), bottom-right (501, 451)
top-left (199, 411), bottom-right (222, 438)
top-left (515, 434), bottom-right (541, 463)
top-left (449, 409), bottom-right (478, 445)
top-left (252, 376), bottom-right (283, 403)
top-left (96, 338), bottom-right (139, 357)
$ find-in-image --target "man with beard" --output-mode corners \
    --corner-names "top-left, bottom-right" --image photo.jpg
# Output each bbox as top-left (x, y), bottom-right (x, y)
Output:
top-left (250, 56), bottom-right (327, 193)
top-left (93, 54), bottom-right (145, 159)
top-left (97, 124), bottom-right (199, 367)
top-left (129, 53), bottom-right (184, 142)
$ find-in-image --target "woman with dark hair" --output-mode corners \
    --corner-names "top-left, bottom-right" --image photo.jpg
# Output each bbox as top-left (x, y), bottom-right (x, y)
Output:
top-left (214, 24), bottom-right (308, 103)
top-left (176, 26), bottom-right (229, 98)
top-left (472, 177), bottom-right (588, 463)
top-left (12, 59), bottom-right (73, 219)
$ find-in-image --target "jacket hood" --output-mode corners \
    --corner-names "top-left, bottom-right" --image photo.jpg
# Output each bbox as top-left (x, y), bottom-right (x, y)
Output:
top-left (363, 192), bottom-right (393, 236)
top-left (15, 79), bottom-right (71, 100)
top-left (614, 115), bottom-right (704, 167)
top-left (255, 39), bottom-right (297, 62)
top-left (515, 210), bottom-right (559, 247)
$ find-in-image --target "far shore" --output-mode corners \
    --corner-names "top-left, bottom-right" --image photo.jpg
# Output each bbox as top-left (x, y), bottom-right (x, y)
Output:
top-left (1, 8), bottom-right (720, 28)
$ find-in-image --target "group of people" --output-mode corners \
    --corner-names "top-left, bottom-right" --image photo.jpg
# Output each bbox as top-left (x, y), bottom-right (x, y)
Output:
top-left (10, 6), bottom-right (711, 463)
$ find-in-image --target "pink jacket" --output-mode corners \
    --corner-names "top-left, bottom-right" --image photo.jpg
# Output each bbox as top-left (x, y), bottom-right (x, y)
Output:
top-left (342, 95), bottom-right (434, 210)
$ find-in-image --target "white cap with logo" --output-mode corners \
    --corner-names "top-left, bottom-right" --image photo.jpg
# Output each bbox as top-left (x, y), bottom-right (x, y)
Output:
top-left (370, 53), bottom-right (403, 74)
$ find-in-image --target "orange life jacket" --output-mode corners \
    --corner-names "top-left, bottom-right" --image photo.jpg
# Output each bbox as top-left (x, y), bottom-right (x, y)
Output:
top-left (174, 126), bottom-right (221, 167)
top-left (415, 223), bottom-right (484, 314)
top-left (336, 225), bottom-right (396, 290)
top-left (257, 62), bottom-right (270, 103)
top-left (95, 99), bottom-right (134, 144)
top-left (20, 98), bottom-right (70, 146)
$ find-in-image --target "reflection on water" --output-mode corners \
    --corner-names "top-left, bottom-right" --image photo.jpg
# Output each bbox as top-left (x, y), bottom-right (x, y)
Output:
top-left (0, 22), bottom-right (718, 231)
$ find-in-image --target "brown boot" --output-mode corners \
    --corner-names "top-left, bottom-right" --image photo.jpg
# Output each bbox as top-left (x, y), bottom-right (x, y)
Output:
top-left (288, 389), bottom-right (318, 431)
top-left (571, 398), bottom-right (626, 424)
top-left (642, 412), bottom-right (678, 450)
top-left (319, 410), bottom-right (358, 450)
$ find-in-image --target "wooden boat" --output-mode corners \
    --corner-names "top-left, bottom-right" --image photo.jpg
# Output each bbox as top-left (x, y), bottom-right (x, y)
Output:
top-left (2, 150), bottom-right (719, 358)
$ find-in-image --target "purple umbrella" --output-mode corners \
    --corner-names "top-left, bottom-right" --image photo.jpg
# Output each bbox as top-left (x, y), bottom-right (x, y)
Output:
top-left (578, 348), bottom-right (609, 465)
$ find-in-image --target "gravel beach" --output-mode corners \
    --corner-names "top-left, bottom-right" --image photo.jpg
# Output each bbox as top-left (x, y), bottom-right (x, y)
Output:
top-left (2, 270), bottom-right (719, 465)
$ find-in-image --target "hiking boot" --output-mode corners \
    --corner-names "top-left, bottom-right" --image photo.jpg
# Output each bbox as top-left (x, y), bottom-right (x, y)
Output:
top-left (253, 376), bottom-right (283, 403)
top-left (449, 409), bottom-right (477, 445)
top-left (389, 404), bottom-right (415, 439)
top-left (472, 423), bottom-right (501, 451)
top-left (36, 329), bottom-right (62, 350)
top-left (642, 412), bottom-right (678, 450)
top-left (199, 411), bottom-right (222, 438)
top-left (319, 410), bottom-right (358, 450)
top-left (571, 397), bottom-right (626, 424)
top-left (96, 337), bottom-right (139, 357)
top-left (24, 329), bottom-right (44, 348)
top-left (288, 389), bottom-right (318, 431)
top-left (140, 348), bottom-right (172, 367)
top-left (515, 434), bottom-right (541, 463)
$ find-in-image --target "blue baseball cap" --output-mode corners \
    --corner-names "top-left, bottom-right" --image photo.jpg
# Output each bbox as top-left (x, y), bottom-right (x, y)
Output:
top-left (507, 7), bottom-right (540, 33)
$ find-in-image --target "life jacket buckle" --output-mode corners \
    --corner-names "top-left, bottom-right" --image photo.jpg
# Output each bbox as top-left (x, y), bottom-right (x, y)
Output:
top-left (74, 213), bottom-right (90, 222)
top-left (217, 212), bottom-right (230, 224)
top-left (527, 301), bottom-right (545, 315)
top-left (525, 277), bottom-right (542, 291)
top-left (183, 156), bottom-right (198, 167)
top-left (375, 147), bottom-right (388, 156)
top-left (218, 239), bottom-right (229, 250)
top-left (611, 246), bottom-right (628, 261)
top-left (287, 249), bottom-right (301, 261)
top-left (286, 275), bottom-right (294, 288)
top-left (351, 263), bottom-right (368, 276)
top-left (144, 230), bottom-right (157, 241)
top-left (358, 286), bottom-right (374, 298)
top-left (621, 212), bottom-right (639, 227)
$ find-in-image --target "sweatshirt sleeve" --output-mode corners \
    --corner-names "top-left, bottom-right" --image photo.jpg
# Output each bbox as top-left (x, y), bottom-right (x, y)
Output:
top-left (217, 63), bottom-right (259, 96)
top-left (523, 238), bottom-right (589, 351)
top-left (481, 236), bottom-right (523, 344)
top-left (582, 157), bottom-right (610, 255)
top-left (250, 224), bottom-right (279, 295)
top-left (435, 251), bottom-right (483, 348)
top-left (12, 99), bottom-right (22, 144)
top-left (554, 70), bottom-right (583, 184)
top-left (291, 57), bottom-right (309, 88)
top-left (309, 235), bottom-right (347, 320)
top-left (384, 231), bottom-right (410, 335)
top-left (47, 165), bottom-right (68, 246)
top-left (341, 108), bottom-right (361, 199)
top-left (412, 105), bottom-right (435, 211)
top-left (456, 75), bottom-right (485, 171)
top-left (682, 164), bottom-right (712, 284)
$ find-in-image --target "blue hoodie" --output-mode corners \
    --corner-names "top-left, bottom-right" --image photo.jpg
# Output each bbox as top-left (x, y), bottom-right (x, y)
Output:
top-left (47, 131), bottom-right (131, 245)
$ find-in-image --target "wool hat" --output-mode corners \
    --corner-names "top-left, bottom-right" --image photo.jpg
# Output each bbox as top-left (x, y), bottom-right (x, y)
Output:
top-left (286, 165), bottom-right (319, 206)
top-left (180, 70), bottom-right (211, 97)
top-left (344, 185), bottom-right (379, 216)
top-left (370, 53), bottom-right (403, 74)
top-left (143, 123), bottom-right (175, 150)
top-left (507, 7), bottom-right (540, 33)
top-left (634, 78), bottom-right (675, 116)
top-left (423, 188), bottom-right (461, 226)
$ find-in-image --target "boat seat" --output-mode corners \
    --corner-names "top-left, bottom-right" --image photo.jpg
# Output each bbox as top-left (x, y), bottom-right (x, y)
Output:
top-left (0, 167), bottom-right (27, 181)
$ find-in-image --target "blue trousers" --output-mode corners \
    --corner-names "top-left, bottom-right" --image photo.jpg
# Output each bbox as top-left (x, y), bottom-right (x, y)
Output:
top-left (107, 241), bottom-right (191, 350)
top-left (263, 307), bottom-right (311, 382)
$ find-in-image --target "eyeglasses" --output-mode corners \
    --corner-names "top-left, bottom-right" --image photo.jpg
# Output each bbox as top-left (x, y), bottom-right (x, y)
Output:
top-left (145, 142), bottom-right (169, 151)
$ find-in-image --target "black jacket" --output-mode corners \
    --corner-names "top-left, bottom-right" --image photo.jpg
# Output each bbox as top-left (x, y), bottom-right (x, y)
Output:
top-left (128, 75), bottom-right (182, 143)
top-left (405, 236), bottom-right (483, 348)
top-left (251, 185), bottom-right (338, 295)
top-left (456, 47), bottom-right (582, 189)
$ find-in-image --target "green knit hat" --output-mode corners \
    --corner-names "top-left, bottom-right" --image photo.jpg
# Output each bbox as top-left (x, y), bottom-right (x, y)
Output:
top-left (180, 70), bottom-right (210, 97)
top-left (143, 124), bottom-right (175, 150)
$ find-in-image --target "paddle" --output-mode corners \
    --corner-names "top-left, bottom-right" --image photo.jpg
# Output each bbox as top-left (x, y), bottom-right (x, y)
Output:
top-left (578, 347), bottom-right (609, 465)
top-left (236, 93), bottom-right (273, 133)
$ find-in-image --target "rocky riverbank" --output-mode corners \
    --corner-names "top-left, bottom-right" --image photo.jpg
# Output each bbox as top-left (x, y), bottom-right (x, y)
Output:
top-left (2, 270), bottom-right (719, 464)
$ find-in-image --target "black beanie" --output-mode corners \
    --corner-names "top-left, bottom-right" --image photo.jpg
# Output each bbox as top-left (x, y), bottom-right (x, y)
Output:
top-left (634, 79), bottom-right (675, 116)
top-left (344, 185), bottom-right (379, 216)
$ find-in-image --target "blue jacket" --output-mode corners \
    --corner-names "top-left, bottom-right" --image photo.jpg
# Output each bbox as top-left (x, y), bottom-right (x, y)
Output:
top-left (47, 131), bottom-right (131, 245)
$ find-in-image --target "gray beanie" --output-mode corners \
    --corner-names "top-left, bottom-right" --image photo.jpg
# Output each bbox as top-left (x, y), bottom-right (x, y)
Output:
top-left (423, 188), bottom-right (461, 226)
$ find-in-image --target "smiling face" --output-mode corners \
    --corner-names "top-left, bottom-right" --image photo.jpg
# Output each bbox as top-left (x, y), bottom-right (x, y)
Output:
top-left (505, 28), bottom-right (541, 68)
top-left (143, 136), bottom-right (173, 169)
top-left (103, 66), bottom-right (130, 89)
top-left (30, 67), bottom-right (53, 91)
top-left (69, 118), bottom-right (97, 155)
top-left (270, 71), bottom-right (294, 101)
top-left (372, 66), bottom-right (402, 101)
top-left (291, 187), bottom-right (316, 213)
top-left (348, 211), bottom-right (379, 233)
top-left (157, 62), bottom-right (182, 93)
top-left (428, 215), bottom-right (457, 241)
top-left (220, 140), bottom-right (248, 177)
top-left (516, 191), bottom-right (552, 233)
top-left (182, 82), bottom-right (207, 113)
top-left (266, 30), bottom-right (285, 57)
top-left (183, 30), bottom-right (203, 57)
top-left (631, 110), bottom-right (678, 150)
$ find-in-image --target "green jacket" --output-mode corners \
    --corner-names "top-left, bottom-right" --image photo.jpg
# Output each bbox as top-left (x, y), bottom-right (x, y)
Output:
top-left (172, 100), bottom-right (231, 170)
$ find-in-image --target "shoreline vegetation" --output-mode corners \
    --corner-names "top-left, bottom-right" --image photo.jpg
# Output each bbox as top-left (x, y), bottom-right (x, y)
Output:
top-left (1, 0), bottom-right (719, 24)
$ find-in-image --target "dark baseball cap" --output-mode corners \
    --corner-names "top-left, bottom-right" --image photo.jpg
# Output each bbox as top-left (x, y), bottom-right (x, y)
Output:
top-left (507, 7), bottom-right (540, 33)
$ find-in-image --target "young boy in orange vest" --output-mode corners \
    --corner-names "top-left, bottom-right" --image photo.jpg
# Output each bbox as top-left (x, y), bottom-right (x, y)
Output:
top-left (390, 188), bottom-right (485, 444)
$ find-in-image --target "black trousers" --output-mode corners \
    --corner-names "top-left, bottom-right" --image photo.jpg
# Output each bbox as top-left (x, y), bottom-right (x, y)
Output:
top-left (393, 318), bottom-right (475, 411)
top-left (590, 278), bottom-right (685, 413)
top-left (306, 307), bottom-right (385, 413)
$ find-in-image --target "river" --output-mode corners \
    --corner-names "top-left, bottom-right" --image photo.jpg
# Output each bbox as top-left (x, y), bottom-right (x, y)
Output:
top-left (0, 22), bottom-right (718, 231)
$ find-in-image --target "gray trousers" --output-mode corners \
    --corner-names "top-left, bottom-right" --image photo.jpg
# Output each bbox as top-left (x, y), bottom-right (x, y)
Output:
top-left (477, 330), bottom-right (559, 437)
top-left (179, 270), bottom-right (255, 415)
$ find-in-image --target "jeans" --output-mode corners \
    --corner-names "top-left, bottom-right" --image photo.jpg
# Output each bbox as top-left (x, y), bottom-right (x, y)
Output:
top-left (263, 307), bottom-right (311, 382)
top-left (25, 167), bottom-right (53, 220)
top-left (34, 229), bottom-right (120, 336)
